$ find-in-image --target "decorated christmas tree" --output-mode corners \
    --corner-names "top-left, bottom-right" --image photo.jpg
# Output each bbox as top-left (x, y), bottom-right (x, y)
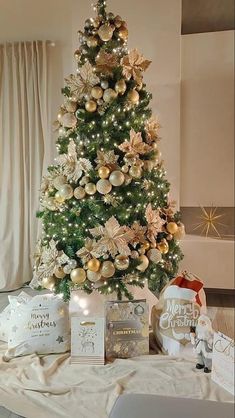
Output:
top-left (31, 0), bottom-right (184, 301)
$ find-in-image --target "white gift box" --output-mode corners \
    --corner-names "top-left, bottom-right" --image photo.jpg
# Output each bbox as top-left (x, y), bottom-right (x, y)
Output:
top-left (212, 332), bottom-right (234, 395)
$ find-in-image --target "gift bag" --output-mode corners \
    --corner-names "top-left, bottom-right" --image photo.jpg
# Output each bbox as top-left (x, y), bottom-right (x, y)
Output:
top-left (151, 271), bottom-right (207, 355)
top-left (212, 332), bottom-right (234, 395)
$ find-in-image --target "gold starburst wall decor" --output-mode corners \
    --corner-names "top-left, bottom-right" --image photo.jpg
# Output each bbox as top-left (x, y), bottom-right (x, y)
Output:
top-left (193, 206), bottom-right (226, 238)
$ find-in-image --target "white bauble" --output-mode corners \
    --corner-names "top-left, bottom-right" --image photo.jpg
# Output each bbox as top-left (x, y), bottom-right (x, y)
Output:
top-left (96, 179), bottom-right (112, 195)
top-left (58, 184), bottom-right (73, 200)
top-left (61, 112), bottom-right (77, 128)
top-left (74, 186), bottom-right (86, 200)
top-left (53, 175), bottom-right (67, 190)
top-left (87, 270), bottom-right (102, 283)
top-left (109, 170), bottom-right (125, 187)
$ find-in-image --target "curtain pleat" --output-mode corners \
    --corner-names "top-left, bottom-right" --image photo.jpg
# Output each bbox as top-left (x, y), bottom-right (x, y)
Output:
top-left (0, 41), bottom-right (50, 290)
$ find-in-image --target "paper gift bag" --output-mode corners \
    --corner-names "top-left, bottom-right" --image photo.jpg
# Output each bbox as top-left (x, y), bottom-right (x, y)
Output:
top-left (212, 332), bottom-right (234, 395)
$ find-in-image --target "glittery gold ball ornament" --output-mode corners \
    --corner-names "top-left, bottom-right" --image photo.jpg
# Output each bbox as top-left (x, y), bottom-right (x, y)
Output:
top-left (70, 268), bottom-right (86, 284)
top-left (166, 222), bottom-right (178, 234)
top-left (96, 179), bottom-right (112, 195)
top-left (127, 89), bottom-right (139, 105)
top-left (114, 255), bottom-right (129, 270)
top-left (85, 183), bottom-right (97, 195)
top-left (85, 100), bottom-right (97, 113)
top-left (118, 26), bottom-right (128, 41)
top-left (136, 255), bottom-right (149, 272)
top-left (65, 100), bottom-right (77, 113)
top-left (58, 184), bottom-right (73, 200)
top-left (139, 241), bottom-right (150, 254)
top-left (121, 165), bottom-right (129, 174)
top-left (157, 239), bottom-right (169, 254)
top-left (74, 186), bottom-right (86, 200)
top-left (87, 258), bottom-right (101, 273)
top-left (87, 36), bottom-right (98, 48)
top-left (101, 261), bottom-right (115, 278)
top-left (174, 223), bottom-right (185, 240)
top-left (91, 86), bottom-right (103, 99)
top-left (109, 170), bottom-right (125, 187)
top-left (98, 166), bottom-right (110, 179)
top-left (103, 88), bottom-right (117, 103)
top-left (87, 270), bottom-right (101, 283)
top-left (55, 192), bottom-right (65, 204)
top-left (54, 267), bottom-right (66, 279)
top-left (129, 166), bottom-right (142, 178)
top-left (115, 79), bottom-right (127, 95)
top-left (53, 175), bottom-right (67, 190)
top-left (147, 249), bottom-right (162, 264)
top-left (42, 276), bottom-right (55, 290)
top-left (98, 23), bottom-right (114, 41)
top-left (74, 49), bottom-right (81, 61)
top-left (61, 112), bottom-right (77, 128)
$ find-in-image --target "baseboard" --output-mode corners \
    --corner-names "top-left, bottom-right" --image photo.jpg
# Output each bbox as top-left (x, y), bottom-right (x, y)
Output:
top-left (205, 288), bottom-right (235, 295)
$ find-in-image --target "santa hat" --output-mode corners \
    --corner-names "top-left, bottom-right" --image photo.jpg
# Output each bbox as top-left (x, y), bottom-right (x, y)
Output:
top-left (164, 273), bottom-right (204, 307)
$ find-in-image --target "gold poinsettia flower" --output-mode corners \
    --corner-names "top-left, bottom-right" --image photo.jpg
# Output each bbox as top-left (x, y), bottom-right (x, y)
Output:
top-left (95, 50), bottom-right (119, 75)
top-left (95, 150), bottom-right (119, 169)
top-left (121, 49), bottom-right (151, 85)
top-left (65, 62), bottom-right (100, 100)
top-left (145, 116), bottom-right (161, 143)
top-left (56, 140), bottom-right (92, 182)
top-left (119, 128), bottom-right (152, 156)
top-left (76, 238), bottom-right (102, 263)
top-left (130, 221), bottom-right (147, 247)
top-left (145, 203), bottom-right (166, 244)
top-left (89, 216), bottom-right (134, 257)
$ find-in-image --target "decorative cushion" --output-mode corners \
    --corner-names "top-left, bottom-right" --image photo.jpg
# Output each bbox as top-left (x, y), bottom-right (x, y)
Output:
top-left (0, 291), bottom-right (31, 342)
top-left (4, 294), bottom-right (70, 360)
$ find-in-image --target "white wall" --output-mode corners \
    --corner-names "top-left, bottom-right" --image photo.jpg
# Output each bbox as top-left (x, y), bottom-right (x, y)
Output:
top-left (181, 31), bottom-right (234, 207)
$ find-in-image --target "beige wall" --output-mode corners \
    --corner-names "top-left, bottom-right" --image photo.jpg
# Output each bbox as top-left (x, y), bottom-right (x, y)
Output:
top-left (181, 30), bottom-right (234, 207)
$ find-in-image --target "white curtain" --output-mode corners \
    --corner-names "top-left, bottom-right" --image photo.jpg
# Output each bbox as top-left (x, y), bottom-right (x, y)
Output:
top-left (0, 41), bottom-right (52, 290)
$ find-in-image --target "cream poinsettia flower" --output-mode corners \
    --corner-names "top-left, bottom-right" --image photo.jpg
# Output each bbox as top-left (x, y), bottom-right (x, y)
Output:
top-left (56, 140), bottom-right (92, 182)
top-left (95, 150), bottom-right (119, 169)
top-left (130, 221), bottom-right (147, 247)
top-left (65, 61), bottom-right (100, 100)
top-left (121, 49), bottom-right (151, 85)
top-left (95, 50), bottom-right (119, 75)
top-left (76, 238), bottom-right (102, 264)
top-left (145, 116), bottom-right (161, 143)
top-left (145, 203), bottom-right (166, 244)
top-left (89, 216), bottom-right (134, 257)
top-left (119, 129), bottom-right (152, 156)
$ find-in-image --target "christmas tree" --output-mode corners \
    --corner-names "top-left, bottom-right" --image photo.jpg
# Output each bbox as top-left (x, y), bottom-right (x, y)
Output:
top-left (31, 0), bottom-right (184, 301)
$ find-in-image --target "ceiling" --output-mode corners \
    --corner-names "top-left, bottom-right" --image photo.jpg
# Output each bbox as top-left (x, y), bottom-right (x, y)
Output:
top-left (182, 0), bottom-right (235, 34)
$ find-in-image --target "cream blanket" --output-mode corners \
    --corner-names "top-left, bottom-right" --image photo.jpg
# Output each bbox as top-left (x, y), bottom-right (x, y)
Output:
top-left (0, 340), bottom-right (233, 418)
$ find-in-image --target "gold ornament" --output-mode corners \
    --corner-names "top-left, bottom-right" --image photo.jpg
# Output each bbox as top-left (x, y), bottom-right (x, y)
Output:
top-left (121, 49), bottom-right (151, 86)
top-left (157, 239), bottom-right (169, 254)
top-left (55, 192), bottom-right (65, 204)
top-left (91, 86), bottom-right (103, 99)
top-left (74, 49), bottom-right (81, 61)
top-left (85, 183), bottom-right (97, 195)
top-left (95, 50), bottom-right (118, 75)
top-left (74, 186), bottom-right (86, 200)
top-left (140, 241), bottom-right (150, 254)
top-left (114, 255), bottom-right (129, 270)
top-left (61, 112), bottom-right (77, 128)
top-left (121, 165), bottom-right (129, 174)
top-left (65, 100), bottom-right (77, 113)
top-left (101, 261), bottom-right (115, 278)
top-left (98, 23), bottom-right (114, 41)
top-left (115, 79), bottom-right (127, 95)
top-left (96, 179), bottom-right (112, 195)
top-left (85, 100), bottom-right (97, 113)
top-left (109, 170), bottom-right (125, 187)
top-left (114, 15), bottom-right (123, 28)
top-left (174, 223), bottom-right (186, 240)
top-left (166, 222), bottom-right (178, 234)
top-left (147, 249), bottom-right (162, 264)
top-left (166, 234), bottom-right (173, 241)
top-left (58, 184), bottom-right (74, 200)
top-left (87, 270), bottom-right (101, 283)
top-left (70, 268), bottom-right (86, 284)
top-left (103, 88), bottom-right (117, 103)
top-left (53, 175), bottom-right (67, 190)
top-left (54, 267), bottom-right (66, 279)
top-left (129, 166), bottom-right (142, 178)
top-left (98, 166), bottom-right (110, 179)
top-left (87, 258), bottom-right (101, 272)
top-left (87, 36), bottom-right (98, 48)
top-left (118, 26), bottom-right (128, 41)
top-left (136, 255), bottom-right (149, 272)
top-left (128, 89), bottom-right (139, 105)
top-left (41, 276), bottom-right (55, 290)
top-left (119, 128), bottom-right (152, 156)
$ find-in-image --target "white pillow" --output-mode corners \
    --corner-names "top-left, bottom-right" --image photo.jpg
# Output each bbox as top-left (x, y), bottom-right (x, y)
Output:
top-left (0, 291), bottom-right (31, 342)
top-left (4, 294), bottom-right (70, 360)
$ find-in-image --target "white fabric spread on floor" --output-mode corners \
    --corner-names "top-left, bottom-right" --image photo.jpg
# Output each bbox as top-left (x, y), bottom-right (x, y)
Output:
top-left (0, 341), bottom-right (233, 418)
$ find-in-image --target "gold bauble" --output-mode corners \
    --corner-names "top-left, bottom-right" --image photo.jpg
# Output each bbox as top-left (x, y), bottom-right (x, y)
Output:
top-left (121, 165), bottom-right (129, 174)
top-left (101, 261), bottom-right (115, 278)
top-left (147, 249), bottom-right (162, 264)
top-left (74, 49), bottom-right (81, 61)
top-left (157, 239), bottom-right (169, 254)
top-left (103, 88), bottom-right (117, 103)
top-left (136, 255), bottom-right (149, 272)
top-left (87, 258), bottom-right (101, 273)
top-left (166, 234), bottom-right (173, 241)
top-left (54, 267), bottom-right (66, 279)
top-left (91, 86), bottom-right (103, 99)
top-left (53, 175), bottom-right (67, 190)
top-left (98, 23), bottom-right (114, 41)
top-left (55, 192), bottom-right (65, 204)
top-left (127, 89), bottom-right (139, 105)
top-left (174, 223), bottom-right (185, 240)
top-left (70, 268), bottom-right (86, 284)
top-left (74, 186), bottom-right (86, 200)
top-left (85, 183), bottom-right (97, 195)
top-left (65, 100), bottom-right (77, 113)
top-left (58, 184), bottom-right (73, 200)
top-left (166, 222), bottom-right (178, 235)
top-left (87, 270), bottom-right (102, 283)
top-left (61, 112), bottom-right (77, 128)
top-left (96, 179), bottom-right (112, 195)
top-left (152, 142), bottom-right (158, 151)
top-left (114, 15), bottom-right (123, 28)
top-left (129, 166), bottom-right (142, 178)
top-left (140, 241), bottom-right (150, 254)
top-left (115, 79), bottom-right (127, 95)
top-left (85, 100), bottom-right (97, 113)
top-left (109, 170), bottom-right (125, 187)
top-left (87, 36), bottom-right (98, 48)
top-left (118, 26), bottom-right (128, 41)
top-left (114, 255), bottom-right (129, 271)
top-left (42, 276), bottom-right (55, 290)
top-left (98, 166), bottom-right (110, 179)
